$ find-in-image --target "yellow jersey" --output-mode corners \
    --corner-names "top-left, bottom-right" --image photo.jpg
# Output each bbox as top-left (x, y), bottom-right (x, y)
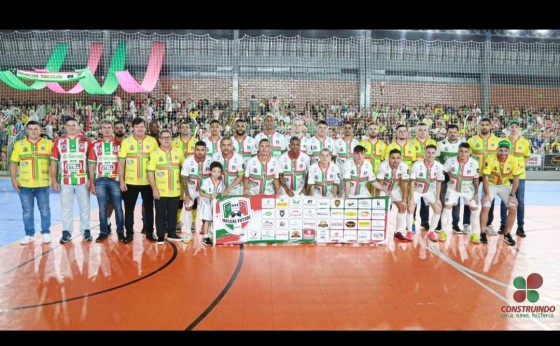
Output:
top-left (10, 137), bottom-right (53, 188)
top-left (118, 135), bottom-right (159, 185)
top-left (384, 140), bottom-right (417, 170)
top-left (172, 136), bottom-right (198, 157)
top-left (467, 134), bottom-right (500, 169)
top-left (410, 137), bottom-right (437, 160)
top-left (483, 154), bottom-right (522, 186)
top-left (503, 136), bottom-right (531, 179)
top-left (147, 147), bottom-right (185, 197)
top-left (359, 138), bottom-right (387, 174)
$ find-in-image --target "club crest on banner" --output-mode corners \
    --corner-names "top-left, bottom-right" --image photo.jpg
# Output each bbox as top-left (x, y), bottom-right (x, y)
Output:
top-left (219, 197), bottom-right (253, 235)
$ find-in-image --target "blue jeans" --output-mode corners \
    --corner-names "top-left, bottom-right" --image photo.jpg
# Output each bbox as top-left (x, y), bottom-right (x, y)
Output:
top-left (500, 179), bottom-right (525, 228)
top-left (19, 187), bottom-right (51, 236)
top-left (94, 178), bottom-right (124, 235)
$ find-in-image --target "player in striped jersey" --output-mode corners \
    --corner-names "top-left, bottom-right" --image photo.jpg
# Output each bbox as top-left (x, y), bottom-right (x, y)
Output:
top-left (308, 148), bottom-right (340, 198)
top-left (88, 120), bottom-right (124, 242)
top-left (278, 136), bottom-right (310, 196)
top-left (211, 137), bottom-right (245, 196)
top-left (181, 140), bottom-right (212, 239)
top-left (289, 117), bottom-right (311, 153)
top-left (307, 120), bottom-right (337, 166)
top-left (202, 119), bottom-right (222, 157)
top-left (50, 117), bottom-right (93, 244)
top-left (254, 114), bottom-right (286, 159)
top-left (335, 122), bottom-right (359, 196)
top-left (359, 123), bottom-right (387, 196)
top-left (244, 138), bottom-right (282, 196)
top-left (343, 145), bottom-right (387, 198)
top-left (231, 118), bottom-right (257, 163)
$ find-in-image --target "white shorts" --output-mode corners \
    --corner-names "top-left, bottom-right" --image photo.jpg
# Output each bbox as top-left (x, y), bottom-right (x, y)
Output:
top-left (445, 189), bottom-right (478, 208)
top-left (199, 199), bottom-right (213, 221)
top-left (412, 190), bottom-right (437, 206)
top-left (388, 188), bottom-right (403, 203)
top-left (484, 185), bottom-right (516, 208)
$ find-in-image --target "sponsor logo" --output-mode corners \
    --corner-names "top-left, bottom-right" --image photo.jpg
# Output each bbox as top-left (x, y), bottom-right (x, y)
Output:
top-left (275, 230), bottom-right (289, 240)
top-left (317, 209), bottom-right (330, 217)
top-left (330, 220), bottom-right (344, 229)
top-left (289, 209), bottom-right (302, 217)
top-left (345, 221), bottom-right (356, 228)
top-left (263, 210), bottom-right (275, 218)
top-left (303, 220), bottom-right (317, 228)
top-left (262, 198), bottom-right (275, 208)
top-left (219, 198), bottom-right (253, 235)
top-left (318, 220), bottom-right (329, 228)
top-left (303, 229), bottom-right (316, 240)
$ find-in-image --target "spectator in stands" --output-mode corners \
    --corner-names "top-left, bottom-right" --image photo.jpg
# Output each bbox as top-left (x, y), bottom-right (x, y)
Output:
top-left (10, 120), bottom-right (53, 245)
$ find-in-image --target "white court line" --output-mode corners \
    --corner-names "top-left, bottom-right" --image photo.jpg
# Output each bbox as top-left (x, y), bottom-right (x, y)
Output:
top-left (423, 240), bottom-right (553, 330)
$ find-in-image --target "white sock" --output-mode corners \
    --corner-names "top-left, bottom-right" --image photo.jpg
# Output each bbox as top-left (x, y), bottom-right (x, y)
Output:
top-left (470, 210), bottom-right (480, 235)
top-left (182, 210), bottom-right (193, 233)
top-left (429, 213), bottom-right (441, 232)
top-left (396, 213), bottom-right (407, 233)
top-left (441, 208), bottom-right (452, 232)
top-left (406, 213), bottom-right (414, 231)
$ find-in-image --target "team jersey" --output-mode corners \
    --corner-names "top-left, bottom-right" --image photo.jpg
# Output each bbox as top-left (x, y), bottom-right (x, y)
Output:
top-left (443, 156), bottom-right (479, 193)
top-left (376, 160), bottom-right (410, 193)
top-left (436, 138), bottom-right (464, 164)
top-left (467, 134), bottom-right (500, 169)
top-left (199, 177), bottom-right (225, 208)
top-left (50, 135), bottom-right (92, 185)
top-left (384, 140), bottom-right (417, 170)
top-left (245, 155), bottom-right (282, 196)
top-left (255, 131), bottom-right (286, 158)
top-left (278, 151), bottom-right (310, 196)
top-left (88, 138), bottom-right (121, 180)
top-left (343, 159), bottom-right (375, 197)
top-left (172, 136), bottom-right (198, 156)
top-left (483, 154), bottom-right (522, 186)
top-left (202, 136), bottom-right (222, 157)
top-left (231, 135), bottom-right (258, 162)
top-left (359, 138), bottom-right (387, 175)
top-left (180, 155), bottom-right (212, 197)
top-left (503, 136), bottom-right (531, 179)
top-left (307, 162), bottom-right (340, 197)
top-left (118, 135), bottom-right (158, 185)
top-left (147, 147), bottom-right (185, 197)
top-left (334, 137), bottom-right (359, 167)
top-left (409, 160), bottom-right (445, 194)
top-left (211, 152), bottom-right (245, 196)
top-left (410, 137), bottom-right (438, 160)
top-left (307, 135), bottom-right (337, 166)
top-left (10, 137), bottom-right (53, 188)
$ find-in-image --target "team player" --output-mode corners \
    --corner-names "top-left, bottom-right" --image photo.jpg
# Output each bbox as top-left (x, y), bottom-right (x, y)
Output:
top-left (335, 122), bottom-right (359, 196)
top-left (244, 139), bottom-right (282, 196)
top-left (343, 145), bottom-right (387, 198)
top-left (211, 137), bottom-right (245, 196)
top-left (278, 136), bottom-right (310, 196)
top-left (308, 148), bottom-right (340, 198)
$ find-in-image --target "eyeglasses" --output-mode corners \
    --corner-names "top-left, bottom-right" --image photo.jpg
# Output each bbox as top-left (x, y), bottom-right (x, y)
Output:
top-left (159, 136), bottom-right (172, 140)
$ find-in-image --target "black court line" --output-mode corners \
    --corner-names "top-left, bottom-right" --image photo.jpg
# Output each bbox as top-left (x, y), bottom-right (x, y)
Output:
top-left (185, 244), bottom-right (245, 331)
top-left (0, 223), bottom-right (100, 275)
top-left (0, 240), bottom-right (178, 312)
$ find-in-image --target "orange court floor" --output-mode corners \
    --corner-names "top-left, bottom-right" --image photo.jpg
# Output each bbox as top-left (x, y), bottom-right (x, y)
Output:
top-left (0, 204), bottom-right (559, 331)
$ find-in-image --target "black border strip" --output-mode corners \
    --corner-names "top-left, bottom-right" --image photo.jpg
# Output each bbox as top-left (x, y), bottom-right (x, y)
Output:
top-left (185, 244), bottom-right (244, 330)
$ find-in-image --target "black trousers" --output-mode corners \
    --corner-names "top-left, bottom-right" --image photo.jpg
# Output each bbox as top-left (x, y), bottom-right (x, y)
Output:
top-left (155, 196), bottom-right (179, 238)
top-left (122, 184), bottom-right (154, 235)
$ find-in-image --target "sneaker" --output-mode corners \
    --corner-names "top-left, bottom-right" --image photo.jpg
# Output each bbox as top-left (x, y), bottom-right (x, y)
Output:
top-left (146, 233), bottom-right (157, 242)
top-left (42, 233), bottom-right (52, 244)
top-left (60, 231), bottom-right (72, 244)
top-left (427, 231), bottom-right (438, 243)
top-left (202, 237), bottom-right (213, 246)
top-left (438, 231), bottom-right (447, 242)
top-left (405, 230), bottom-right (414, 241)
top-left (182, 233), bottom-right (193, 243)
top-left (462, 224), bottom-right (471, 234)
top-left (480, 232), bottom-right (488, 244)
top-left (420, 223), bottom-right (430, 231)
top-left (117, 233), bottom-right (126, 242)
top-left (123, 232), bottom-right (134, 243)
top-left (176, 222), bottom-right (183, 232)
top-left (95, 234), bottom-right (109, 243)
top-left (516, 227), bottom-right (526, 238)
top-left (393, 232), bottom-right (409, 242)
top-left (167, 234), bottom-right (183, 242)
top-left (470, 233), bottom-right (480, 244)
top-left (452, 225), bottom-right (462, 234)
top-left (83, 230), bottom-right (93, 242)
top-left (486, 225), bottom-right (497, 235)
top-left (156, 237), bottom-right (165, 245)
top-left (141, 227), bottom-right (147, 235)
top-left (20, 235), bottom-right (33, 245)
top-left (498, 225), bottom-right (505, 235)
top-left (503, 233), bottom-right (516, 246)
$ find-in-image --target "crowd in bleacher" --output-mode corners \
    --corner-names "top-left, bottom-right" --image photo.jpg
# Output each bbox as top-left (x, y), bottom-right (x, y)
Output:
top-left (2, 95), bottom-right (560, 170)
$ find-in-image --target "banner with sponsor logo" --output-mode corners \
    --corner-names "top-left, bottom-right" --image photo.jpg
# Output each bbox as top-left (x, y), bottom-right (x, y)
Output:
top-left (212, 195), bottom-right (389, 245)
top-left (526, 154), bottom-right (542, 169)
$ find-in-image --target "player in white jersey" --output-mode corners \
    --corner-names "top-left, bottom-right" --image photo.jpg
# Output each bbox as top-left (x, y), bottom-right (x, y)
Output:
top-left (180, 140), bottom-right (212, 238)
top-left (308, 148), bottom-right (340, 198)
top-left (377, 149), bottom-right (411, 242)
top-left (335, 122), bottom-right (359, 196)
top-left (407, 144), bottom-right (444, 242)
top-left (288, 117), bottom-right (311, 153)
top-left (307, 120), bottom-right (337, 166)
top-left (441, 142), bottom-right (481, 244)
top-left (278, 136), bottom-right (310, 196)
top-left (254, 114), bottom-right (286, 158)
top-left (343, 145), bottom-right (387, 198)
top-left (202, 119), bottom-right (222, 157)
top-left (244, 138), bottom-right (282, 196)
top-left (198, 161), bottom-right (226, 246)
top-left (231, 118), bottom-right (257, 163)
top-left (211, 137), bottom-right (245, 196)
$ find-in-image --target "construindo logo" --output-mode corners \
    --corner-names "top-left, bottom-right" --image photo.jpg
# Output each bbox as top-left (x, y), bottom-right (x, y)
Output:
top-left (500, 273), bottom-right (556, 319)
top-left (513, 273), bottom-right (543, 303)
